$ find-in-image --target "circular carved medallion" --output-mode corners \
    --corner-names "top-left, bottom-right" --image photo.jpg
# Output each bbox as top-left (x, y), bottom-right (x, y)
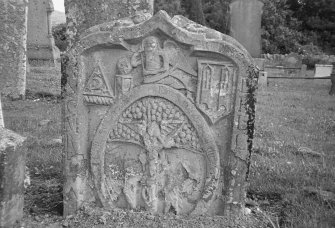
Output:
top-left (90, 85), bottom-right (220, 215)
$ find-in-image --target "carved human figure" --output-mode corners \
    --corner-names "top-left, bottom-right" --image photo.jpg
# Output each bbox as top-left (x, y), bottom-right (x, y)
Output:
top-left (116, 56), bottom-right (134, 95)
top-left (131, 36), bottom-right (169, 82)
top-left (131, 36), bottom-right (197, 99)
top-left (106, 98), bottom-right (206, 214)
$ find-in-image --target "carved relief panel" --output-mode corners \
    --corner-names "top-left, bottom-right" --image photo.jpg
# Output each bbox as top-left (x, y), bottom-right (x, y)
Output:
top-left (64, 12), bottom-right (255, 216)
top-left (84, 36), bottom-right (235, 215)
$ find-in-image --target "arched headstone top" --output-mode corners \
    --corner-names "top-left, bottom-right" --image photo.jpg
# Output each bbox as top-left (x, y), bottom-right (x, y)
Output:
top-left (69, 11), bottom-right (256, 82)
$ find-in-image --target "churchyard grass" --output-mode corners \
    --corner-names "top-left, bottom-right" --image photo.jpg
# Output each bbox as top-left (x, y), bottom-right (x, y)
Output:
top-left (2, 96), bottom-right (63, 217)
top-left (1, 74), bottom-right (334, 227)
top-left (250, 76), bottom-right (335, 227)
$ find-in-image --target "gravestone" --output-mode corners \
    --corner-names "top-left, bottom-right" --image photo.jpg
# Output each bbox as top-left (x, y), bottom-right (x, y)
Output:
top-left (258, 71), bottom-right (268, 91)
top-left (0, 128), bottom-right (27, 227)
top-left (0, 0), bottom-right (28, 99)
top-left (254, 58), bottom-right (265, 71)
top-left (27, 0), bottom-right (61, 96)
top-left (299, 64), bottom-right (307, 77)
top-left (63, 2), bottom-right (257, 216)
top-left (230, 0), bottom-right (263, 58)
top-left (314, 64), bottom-right (333, 78)
top-left (283, 53), bottom-right (302, 69)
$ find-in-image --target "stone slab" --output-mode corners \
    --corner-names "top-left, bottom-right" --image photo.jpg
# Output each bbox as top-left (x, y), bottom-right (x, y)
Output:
top-left (230, 0), bottom-right (263, 58)
top-left (63, 9), bottom-right (257, 217)
top-left (65, 0), bottom-right (154, 46)
top-left (27, 0), bottom-right (59, 63)
top-left (299, 64), bottom-right (307, 77)
top-left (258, 71), bottom-right (267, 90)
top-left (0, 0), bottom-right (28, 99)
top-left (26, 62), bottom-right (61, 96)
top-left (0, 128), bottom-right (26, 227)
top-left (314, 64), bottom-right (333, 78)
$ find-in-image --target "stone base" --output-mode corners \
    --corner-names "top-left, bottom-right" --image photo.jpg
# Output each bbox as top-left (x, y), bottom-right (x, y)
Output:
top-left (0, 128), bottom-right (26, 228)
top-left (26, 64), bottom-right (61, 96)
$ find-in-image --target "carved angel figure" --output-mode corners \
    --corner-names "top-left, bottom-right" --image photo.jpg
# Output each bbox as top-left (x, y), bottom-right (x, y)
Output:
top-left (131, 36), bottom-right (198, 98)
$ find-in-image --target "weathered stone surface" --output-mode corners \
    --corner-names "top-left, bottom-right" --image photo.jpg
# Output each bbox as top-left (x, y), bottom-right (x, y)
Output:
top-left (314, 64), bottom-right (333, 78)
top-left (27, 0), bottom-right (59, 64)
top-left (230, 0), bottom-right (263, 58)
top-left (0, 128), bottom-right (27, 227)
top-left (63, 9), bottom-right (257, 217)
top-left (64, 0), bottom-right (154, 47)
top-left (299, 64), bottom-right (307, 77)
top-left (26, 61), bottom-right (61, 96)
top-left (26, 0), bottom-right (61, 96)
top-left (258, 71), bottom-right (268, 91)
top-left (0, 0), bottom-right (28, 99)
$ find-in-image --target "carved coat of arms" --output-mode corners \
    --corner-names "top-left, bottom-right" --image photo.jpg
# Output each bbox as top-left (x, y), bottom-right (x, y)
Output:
top-left (196, 60), bottom-right (236, 124)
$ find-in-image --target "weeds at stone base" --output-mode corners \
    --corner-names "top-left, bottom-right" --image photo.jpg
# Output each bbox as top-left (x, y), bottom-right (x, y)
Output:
top-left (2, 75), bottom-right (335, 227)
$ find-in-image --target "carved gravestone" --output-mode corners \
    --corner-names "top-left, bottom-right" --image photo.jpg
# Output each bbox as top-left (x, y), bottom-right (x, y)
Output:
top-left (27, 0), bottom-right (61, 96)
top-left (63, 10), bottom-right (256, 216)
top-left (0, 0), bottom-right (28, 99)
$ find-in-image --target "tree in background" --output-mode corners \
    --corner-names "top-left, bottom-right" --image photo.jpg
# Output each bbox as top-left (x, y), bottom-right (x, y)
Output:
top-left (261, 0), bottom-right (307, 54)
top-left (289, 0), bottom-right (335, 54)
top-left (52, 23), bottom-right (67, 52)
top-left (53, 0), bottom-right (332, 55)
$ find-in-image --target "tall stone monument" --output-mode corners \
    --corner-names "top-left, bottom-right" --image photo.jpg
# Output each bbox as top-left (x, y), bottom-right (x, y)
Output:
top-left (0, 0), bottom-right (28, 99)
top-left (230, 0), bottom-right (263, 58)
top-left (63, 0), bottom-right (257, 217)
top-left (27, 0), bottom-right (61, 96)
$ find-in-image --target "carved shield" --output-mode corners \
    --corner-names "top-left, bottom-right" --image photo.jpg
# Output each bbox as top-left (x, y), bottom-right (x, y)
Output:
top-left (196, 60), bottom-right (236, 124)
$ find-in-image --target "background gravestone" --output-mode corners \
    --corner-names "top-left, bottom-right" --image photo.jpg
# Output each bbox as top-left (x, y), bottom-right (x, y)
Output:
top-left (282, 53), bottom-right (302, 68)
top-left (63, 2), bottom-right (256, 216)
top-left (230, 0), bottom-right (263, 58)
top-left (26, 0), bottom-right (61, 96)
top-left (0, 0), bottom-right (28, 99)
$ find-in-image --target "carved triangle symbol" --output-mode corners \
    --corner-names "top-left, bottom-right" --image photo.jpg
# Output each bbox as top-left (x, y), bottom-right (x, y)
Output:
top-left (84, 65), bottom-right (114, 97)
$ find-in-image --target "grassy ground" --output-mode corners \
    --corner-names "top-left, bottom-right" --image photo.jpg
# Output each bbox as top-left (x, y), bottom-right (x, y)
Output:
top-left (250, 78), bottom-right (335, 227)
top-left (1, 75), bottom-right (334, 227)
